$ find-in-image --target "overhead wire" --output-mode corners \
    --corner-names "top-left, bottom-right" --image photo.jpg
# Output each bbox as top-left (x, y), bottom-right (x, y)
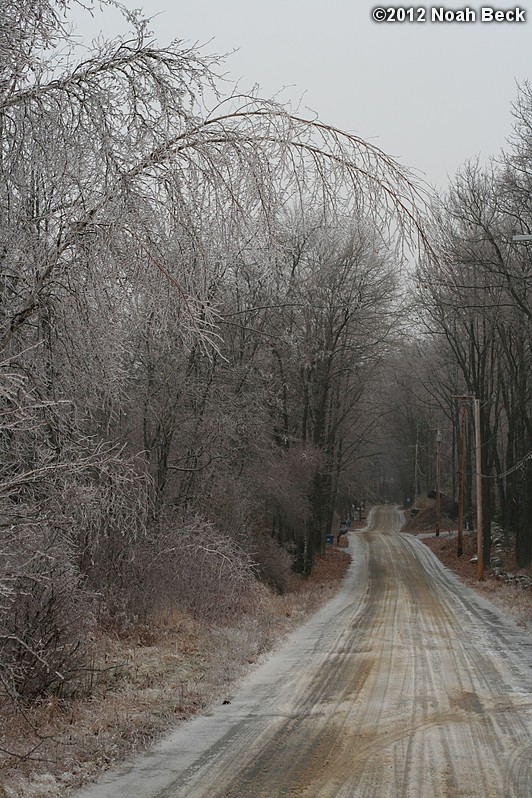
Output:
top-left (478, 450), bottom-right (532, 480)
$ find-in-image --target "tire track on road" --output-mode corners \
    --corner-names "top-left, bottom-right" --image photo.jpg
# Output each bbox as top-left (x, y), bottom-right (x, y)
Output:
top-left (73, 506), bottom-right (532, 798)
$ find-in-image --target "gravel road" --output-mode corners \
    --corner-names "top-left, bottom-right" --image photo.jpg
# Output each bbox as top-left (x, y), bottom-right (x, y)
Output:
top-left (74, 506), bottom-right (532, 798)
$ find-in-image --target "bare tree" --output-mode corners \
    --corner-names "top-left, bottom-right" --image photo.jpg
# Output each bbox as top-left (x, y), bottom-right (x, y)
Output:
top-left (416, 87), bottom-right (532, 566)
top-left (0, 0), bottom-right (433, 718)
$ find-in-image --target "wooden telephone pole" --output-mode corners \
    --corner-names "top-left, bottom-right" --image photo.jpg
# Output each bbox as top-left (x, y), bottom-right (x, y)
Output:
top-left (435, 429), bottom-right (442, 537)
top-left (474, 398), bottom-right (484, 580)
top-left (457, 402), bottom-right (466, 558)
top-left (452, 395), bottom-right (483, 579)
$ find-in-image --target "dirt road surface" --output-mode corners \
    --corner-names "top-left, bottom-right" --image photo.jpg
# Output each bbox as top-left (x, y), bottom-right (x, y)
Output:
top-left (74, 506), bottom-right (532, 798)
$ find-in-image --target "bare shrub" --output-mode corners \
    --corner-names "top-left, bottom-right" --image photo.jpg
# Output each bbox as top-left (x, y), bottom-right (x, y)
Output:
top-left (64, 457), bottom-right (152, 600)
top-left (177, 522), bottom-right (258, 622)
top-left (0, 525), bottom-right (95, 701)
top-left (0, 362), bottom-right (150, 700)
top-left (248, 529), bottom-right (294, 595)
top-left (121, 515), bottom-right (260, 626)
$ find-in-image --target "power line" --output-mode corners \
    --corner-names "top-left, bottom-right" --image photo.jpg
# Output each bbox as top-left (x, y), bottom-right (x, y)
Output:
top-left (478, 450), bottom-right (532, 480)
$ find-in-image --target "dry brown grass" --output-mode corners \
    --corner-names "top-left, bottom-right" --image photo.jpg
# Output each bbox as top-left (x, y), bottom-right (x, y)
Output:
top-left (0, 548), bottom-right (350, 798)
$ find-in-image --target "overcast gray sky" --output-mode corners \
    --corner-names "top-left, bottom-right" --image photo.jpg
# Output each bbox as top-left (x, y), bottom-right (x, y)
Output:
top-left (77, 1), bottom-right (531, 190)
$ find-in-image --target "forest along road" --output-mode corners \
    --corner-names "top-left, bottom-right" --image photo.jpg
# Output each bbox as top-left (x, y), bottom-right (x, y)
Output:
top-left (74, 506), bottom-right (532, 798)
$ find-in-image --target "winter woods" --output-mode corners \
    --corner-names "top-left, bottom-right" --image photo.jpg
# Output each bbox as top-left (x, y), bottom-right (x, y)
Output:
top-left (416, 102), bottom-right (532, 567)
top-left (1, 0), bottom-right (530, 723)
top-left (377, 84), bottom-right (531, 569)
top-left (0, 0), bottom-right (425, 706)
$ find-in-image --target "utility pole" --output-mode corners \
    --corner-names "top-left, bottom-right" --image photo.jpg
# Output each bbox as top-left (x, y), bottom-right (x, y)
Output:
top-left (457, 400), bottom-right (467, 558)
top-left (474, 398), bottom-right (484, 580)
top-left (435, 429), bottom-right (442, 537)
top-left (452, 395), bottom-right (483, 578)
top-left (452, 395), bottom-right (473, 558)
top-left (414, 424), bottom-right (419, 506)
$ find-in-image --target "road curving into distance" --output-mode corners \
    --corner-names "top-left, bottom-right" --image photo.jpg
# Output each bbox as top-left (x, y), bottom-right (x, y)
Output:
top-left (75, 505), bottom-right (532, 798)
